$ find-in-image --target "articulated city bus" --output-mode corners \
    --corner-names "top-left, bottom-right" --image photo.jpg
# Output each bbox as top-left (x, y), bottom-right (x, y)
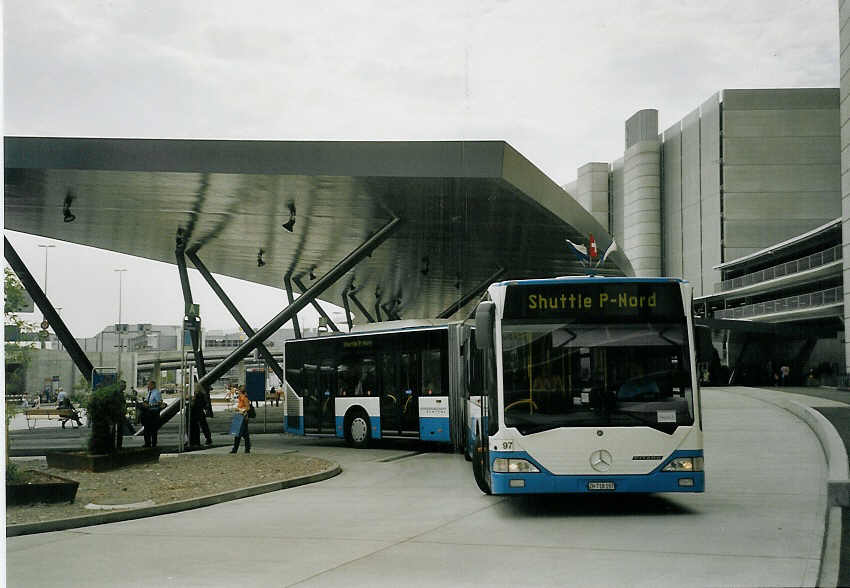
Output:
top-left (468, 277), bottom-right (704, 495)
top-left (283, 320), bottom-right (466, 448)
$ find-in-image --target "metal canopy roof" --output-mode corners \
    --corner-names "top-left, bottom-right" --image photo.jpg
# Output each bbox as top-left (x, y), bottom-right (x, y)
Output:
top-left (4, 137), bottom-right (632, 324)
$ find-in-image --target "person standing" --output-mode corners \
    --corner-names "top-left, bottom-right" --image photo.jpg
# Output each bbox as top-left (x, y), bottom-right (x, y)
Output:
top-left (190, 385), bottom-right (213, 446)
top-left (230, 386), bottom-right (251, 454)
top-left (143, 380), bottom-right (162, 448)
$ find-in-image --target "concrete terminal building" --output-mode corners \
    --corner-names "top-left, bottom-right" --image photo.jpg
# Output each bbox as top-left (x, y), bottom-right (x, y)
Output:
top-left (565, 88), bottom-right (844, 383)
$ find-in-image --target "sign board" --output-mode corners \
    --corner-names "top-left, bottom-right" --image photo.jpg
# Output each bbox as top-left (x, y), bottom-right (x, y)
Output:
top-left (245, 367), bottom-right (266, 402)
top-left (92, 367), bottom-right (118, 390)
top-left (503, 281), bottom-right (684, 323)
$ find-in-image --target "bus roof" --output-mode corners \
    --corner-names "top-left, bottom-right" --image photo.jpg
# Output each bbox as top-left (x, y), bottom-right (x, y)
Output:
top-left (284, 319), bottom-right (455, 346)
top-left (351, 318), bottom-right (455, 333)
top-left (494, 276), bottom-right (687, 287)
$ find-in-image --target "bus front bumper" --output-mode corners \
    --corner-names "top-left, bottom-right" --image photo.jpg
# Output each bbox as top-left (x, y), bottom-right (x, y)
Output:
top-left (489, 450), bottom-right (705, 494)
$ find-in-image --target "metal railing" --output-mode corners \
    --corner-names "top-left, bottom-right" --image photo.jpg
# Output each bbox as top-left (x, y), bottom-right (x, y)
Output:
top-left (714, 286), bottom-right (843, 320)
top-left (714, 244), bottom-right (842, 293)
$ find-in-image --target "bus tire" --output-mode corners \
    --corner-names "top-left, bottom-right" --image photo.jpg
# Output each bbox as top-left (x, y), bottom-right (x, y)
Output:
top-left (472, 446), bottom-right (491, 495)
top-left (345, 409), bottom-right (370, 449)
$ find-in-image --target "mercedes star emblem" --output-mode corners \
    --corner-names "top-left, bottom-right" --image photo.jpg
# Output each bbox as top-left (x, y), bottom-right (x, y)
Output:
top-left (590, 449), bottom-right (613, 472)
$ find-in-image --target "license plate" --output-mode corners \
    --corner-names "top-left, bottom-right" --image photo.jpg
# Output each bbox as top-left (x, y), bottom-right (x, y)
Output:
top-left (587, 481), bottom-right (615, 491)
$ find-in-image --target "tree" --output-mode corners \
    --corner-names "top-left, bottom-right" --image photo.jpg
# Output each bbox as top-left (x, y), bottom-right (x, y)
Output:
top-left (4, 267), bottom-right (37, 396)
top-left (5, 267), bottom-right (37, 479)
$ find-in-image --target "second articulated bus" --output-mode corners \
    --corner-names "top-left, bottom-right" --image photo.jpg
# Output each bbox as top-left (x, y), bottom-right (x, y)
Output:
top-left (283, 320), bottom-right (467, 449)
top-left (283, 276), bottom-right (705, 496)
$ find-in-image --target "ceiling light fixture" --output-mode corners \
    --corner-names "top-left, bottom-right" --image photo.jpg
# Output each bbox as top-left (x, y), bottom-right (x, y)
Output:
top-left (282, 202), bottom-right (296, 232)
top-left (63, 190), bottom-right (76, 223)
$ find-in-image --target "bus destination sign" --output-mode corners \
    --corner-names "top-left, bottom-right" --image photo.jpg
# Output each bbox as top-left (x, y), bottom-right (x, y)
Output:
top-left (503, 282), bottom-right (684, 322)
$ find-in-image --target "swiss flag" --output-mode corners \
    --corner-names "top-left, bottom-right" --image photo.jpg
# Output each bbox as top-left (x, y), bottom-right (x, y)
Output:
top-left (588, 234), bottom-right (598, 259)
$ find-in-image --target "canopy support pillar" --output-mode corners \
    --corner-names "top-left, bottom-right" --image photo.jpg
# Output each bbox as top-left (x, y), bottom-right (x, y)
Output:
top-left (293, 276), bottom-right (340, 333)
top-left (4, 236), bottom-right (94, 383)
top-left (186, 248), bottom-right (284, 382)
top-left (175, 240), bottom-right (207, 383)
top-left (348, 292), bottom-right (375, 323)
top-left (437, 267), bottom-right (505, 319)
top-left (196, 216), bottom-right (402, 391)
top-left (283, 273), bottom-right (302, 339)
top-left (342, 288), bottom-right (354, 330)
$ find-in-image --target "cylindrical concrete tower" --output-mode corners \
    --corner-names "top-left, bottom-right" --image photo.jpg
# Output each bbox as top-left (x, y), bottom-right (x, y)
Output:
top-left (622, 110), bottom-right (662, 276)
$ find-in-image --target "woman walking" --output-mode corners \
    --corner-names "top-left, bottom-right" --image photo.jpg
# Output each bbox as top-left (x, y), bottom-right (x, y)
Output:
top-left (230, 386), bottom-right (251, 454)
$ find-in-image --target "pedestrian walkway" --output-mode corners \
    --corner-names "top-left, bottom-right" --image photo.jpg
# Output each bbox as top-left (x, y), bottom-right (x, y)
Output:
top-left (726, 386), bottom-right (849, 587)
top-left (4, 388), bottom-right (838, 587)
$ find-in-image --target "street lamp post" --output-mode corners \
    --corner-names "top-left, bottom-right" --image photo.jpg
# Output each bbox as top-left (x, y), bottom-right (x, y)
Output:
top-left (37, 244), bottom-right (56, 349)
top-left (114, 269), bottom-right (127, 376)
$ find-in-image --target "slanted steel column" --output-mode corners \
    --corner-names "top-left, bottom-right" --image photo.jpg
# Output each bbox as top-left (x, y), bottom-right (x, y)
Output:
top-left (283, 273), bottom-right (302, 339)
top-left (341, 288), bottom-right (354, 330)
top-left (174, 240), bottom-right (207, 382)
top-left (293, 276), bottom-right (340, 333)
top-left (197, 216), bottom-right (402, 391)
top-left (4, 236), bottom-right (94, 383)
top-left (382, 300), bottom-right (401, 321)
top-left (349, 292), bottom-right (375, 323)
top-left (186, 248), bottom-right (284, 382)
top-left (437, 267), bottom-right (505, 319)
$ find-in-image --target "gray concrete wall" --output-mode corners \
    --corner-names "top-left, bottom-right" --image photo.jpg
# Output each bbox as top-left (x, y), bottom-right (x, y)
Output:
top-left (24, 350), bottom-right (137, 399)
top-left (662, 122), bottom-right (684, 278)
top-left (700, 94), bottom-right (722, 292)
top-left (723, 88), bottom-right (840, 263)
top-left (575, 162), bottom-right (610, 231)
top-left (842, 0), bottom-right (850, 374)
top-left (681, 107), bottom-right (704, 295)
top-left (622, 139), bottom-right (662, 276)
top-left (625, 109), bottom-right (659, 149)
top-left (610, 157), bottom-right (625, 245)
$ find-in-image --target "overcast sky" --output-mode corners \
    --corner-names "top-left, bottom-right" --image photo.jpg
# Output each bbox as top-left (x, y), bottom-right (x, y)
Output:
top-left (3, 0), bottom-right (840, 337)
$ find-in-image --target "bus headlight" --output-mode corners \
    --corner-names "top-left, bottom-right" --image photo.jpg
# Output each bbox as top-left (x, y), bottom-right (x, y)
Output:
top-left (493, 458), bottom-right (540, 473)
top-left (662, 456), bottom-right (704, 472)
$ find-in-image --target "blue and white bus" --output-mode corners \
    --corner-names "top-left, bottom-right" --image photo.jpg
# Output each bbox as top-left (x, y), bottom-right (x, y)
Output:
top-left (468, 277), bottom-right (704, 495)
top-left (283, 320), bottom-right (466, 448)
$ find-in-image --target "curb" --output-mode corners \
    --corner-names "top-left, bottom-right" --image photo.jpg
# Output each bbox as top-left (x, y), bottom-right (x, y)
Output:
top-left (726, 387), bottom-right (848, 588)
top-left (6, 463), bottom-right (341, 538)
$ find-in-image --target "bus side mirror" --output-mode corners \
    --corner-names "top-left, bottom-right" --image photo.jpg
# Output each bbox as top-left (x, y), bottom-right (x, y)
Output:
top-left (475, 302), bottom-right (495, 350)
top-left (694, 325), bottom-right (712, 363)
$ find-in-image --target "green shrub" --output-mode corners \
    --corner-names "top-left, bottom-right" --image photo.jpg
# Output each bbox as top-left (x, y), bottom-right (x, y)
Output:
top-left (84, 383), bottom-right (126, 455)
top-left (6, 461), bottom-right (21, 483)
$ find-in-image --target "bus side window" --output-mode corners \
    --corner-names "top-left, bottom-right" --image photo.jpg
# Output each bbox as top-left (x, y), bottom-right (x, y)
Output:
top-left (422, 348), bottom-right (441, 396)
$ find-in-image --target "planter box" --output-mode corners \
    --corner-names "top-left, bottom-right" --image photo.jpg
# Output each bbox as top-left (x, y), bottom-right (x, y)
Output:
top-left (7, 471), bottom-right (79, 505)
top-left (46, 447), bottom-right (161, 472)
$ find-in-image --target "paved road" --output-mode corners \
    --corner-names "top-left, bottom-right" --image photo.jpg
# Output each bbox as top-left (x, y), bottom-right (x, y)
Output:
top-left (6, 388), bottom-right (830, 587)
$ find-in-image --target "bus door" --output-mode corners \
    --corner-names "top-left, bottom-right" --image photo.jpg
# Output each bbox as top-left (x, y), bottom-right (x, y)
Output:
top-left (380, 350), bottom-right (420, 436)
top-left (317, 359), bottom-right (336, 434)
top-left (399, 350), bottom-right (419, 435)
top-left (303, 363), bottom-right (320, 432)
top-left (379, 352), bottom-right (400, 435)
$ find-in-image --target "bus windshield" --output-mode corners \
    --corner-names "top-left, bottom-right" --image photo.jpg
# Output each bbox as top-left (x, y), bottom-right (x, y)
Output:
top-left (501, 321), bottom-right (694, 435)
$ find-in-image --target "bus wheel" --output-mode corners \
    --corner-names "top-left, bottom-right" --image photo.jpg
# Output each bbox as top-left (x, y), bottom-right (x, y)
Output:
top-left (345, 410), bottom-right (370, 449)
top-left (472, 447), bottom-right (491, 495)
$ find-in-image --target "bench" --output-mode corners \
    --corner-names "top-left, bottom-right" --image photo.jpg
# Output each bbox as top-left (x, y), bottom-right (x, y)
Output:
top-left (23, 408), bottom-right (83, 430)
